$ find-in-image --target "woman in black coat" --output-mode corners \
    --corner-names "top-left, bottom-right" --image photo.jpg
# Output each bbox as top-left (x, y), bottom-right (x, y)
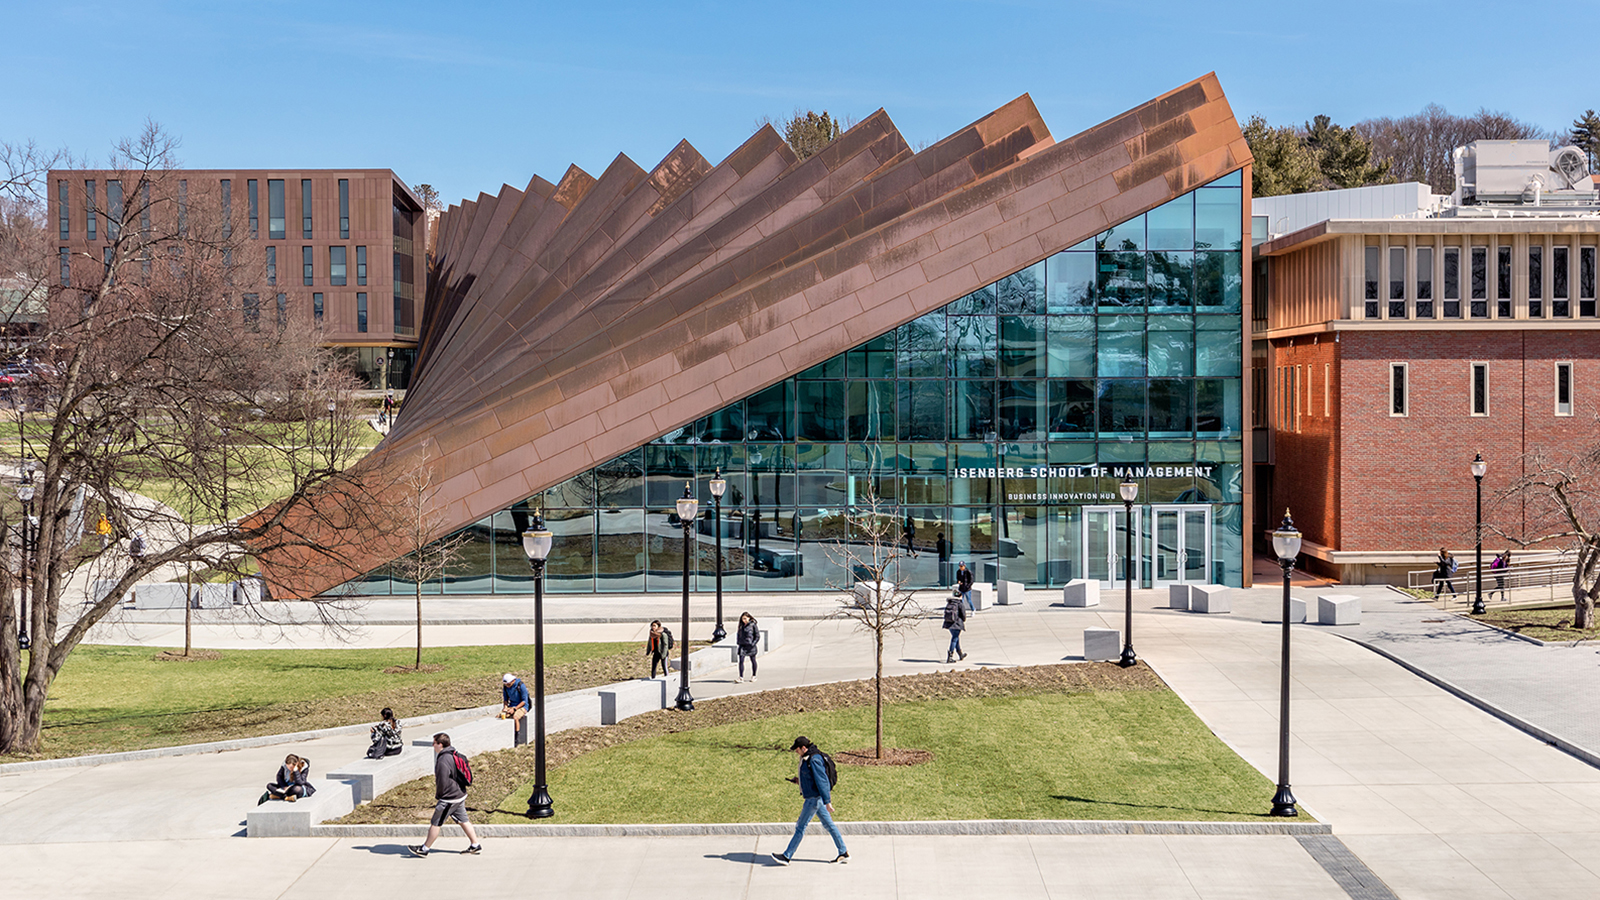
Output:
top-left (736, 612), bottom-right (760, 682)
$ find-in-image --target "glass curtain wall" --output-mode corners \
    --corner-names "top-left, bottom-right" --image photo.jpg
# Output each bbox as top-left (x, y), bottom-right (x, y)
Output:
top-left (350, 173), bottom-right (1245, 595)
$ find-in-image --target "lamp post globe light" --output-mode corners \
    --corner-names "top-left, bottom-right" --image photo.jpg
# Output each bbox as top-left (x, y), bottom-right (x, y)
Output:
top-left (708, 469), bottom-right (727, 644)
top-left (521, 514), bottom-right (555, 819)
top-left (1270, 509), bottom-right (1302, 817)
top-left (1471, 453), bottom-right (1488, 615)
top-left (675, 482), bottom-right (699, 711)
top-left (1117, 480), bottom-right (1138, 668)
top-left (16, 470), bottom-right (35, 651)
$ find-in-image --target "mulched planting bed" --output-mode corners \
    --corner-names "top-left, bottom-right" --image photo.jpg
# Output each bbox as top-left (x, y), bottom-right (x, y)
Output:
top-left (1472, 605), bottom-right (1599, 642)
top-left (335, 662), bottom-right (1162, 825)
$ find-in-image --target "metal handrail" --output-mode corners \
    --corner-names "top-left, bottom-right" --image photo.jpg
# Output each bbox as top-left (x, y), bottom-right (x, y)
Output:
top-left (1406, 554), bottom-right (1574, 610)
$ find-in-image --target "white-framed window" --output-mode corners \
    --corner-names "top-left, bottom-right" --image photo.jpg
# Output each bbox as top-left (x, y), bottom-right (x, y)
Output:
top-left (1388, 246), bottom-right (1407, 318)
top-left (1470, 246), bottom-right (1489, 318)
top-left (1471, 362), bottom-right (1489, 416)
top-left (1324, 363), bottom-right (1331, 415)
top-left (1364, 246), bottom-right (1381, 318)
top-left (1556, 362), bottom-right (1574, 416)
top-left (1416, 246), bottom-right (1434, 318)
top-left (1291, 365), bottom-right (1300, 432)
top-left (1390, 363), bottom-right (1408, 417)
top-left (1442, 246), bottom-right (1462, 318)
top-left (1306, 365), bottom-right (1314, 417)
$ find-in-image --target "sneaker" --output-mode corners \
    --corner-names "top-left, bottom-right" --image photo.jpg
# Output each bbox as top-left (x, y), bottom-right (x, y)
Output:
top-left (407, 845), bottom-right (429, 858)
top-left (463, 844), bottom-right (482, 855)
top-left (770, 852), bottom-right (791, 866)
top-left (832, 852), bottom-right (850, 863)
top-left (285, 794), bottom-right (297, 803)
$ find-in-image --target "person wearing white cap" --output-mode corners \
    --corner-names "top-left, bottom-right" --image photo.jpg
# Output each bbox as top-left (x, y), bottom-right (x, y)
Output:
top-left (499, 673), bottom-right (529, 724)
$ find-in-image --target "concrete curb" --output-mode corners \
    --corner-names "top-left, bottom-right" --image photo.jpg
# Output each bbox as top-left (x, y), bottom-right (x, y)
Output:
top-left (1337, 635), bottom-right (1600, 771)
top-left (0, 704), bottom-right (501, 775)
top-left (1440, 610), bottom-right (1551, 646)
top-left (309, 819), bottom-right (1333, 838)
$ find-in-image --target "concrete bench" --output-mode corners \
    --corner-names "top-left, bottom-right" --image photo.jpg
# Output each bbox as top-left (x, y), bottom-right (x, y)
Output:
top-left (1317, 594), bottom-right (1361, 625)
top-left (1289, 597), bottom-right (1307, 624)
top-left (997, 580), bottom-right (1025, 605)
top-left (1190, 584), bottom-right (1230, 614)
top-left (759, 617), bottom-right (784, 652)
top-left (1168, 584), bottom-right (1191, 610)
top-left (247, 777), bottom-right (358, 837)
top-left (599, 678), bottom-right (669, 725)
top-left (1083, 627), bottom-right (1120, 661)
top-left (852, 580), bottom-right (896, 608)
top-left (970, 583), bottom-right (995, 610)
top-left (1061, 579), bottom-right (1099, 607)
top-left (670, 644), bottom-right (735, 674)
top-left (327, 750), bottom-right (430, 804)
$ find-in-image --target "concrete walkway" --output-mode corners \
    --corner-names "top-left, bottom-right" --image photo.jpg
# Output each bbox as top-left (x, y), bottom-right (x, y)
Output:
top-left (5, 586), bottom-right (1600, 899)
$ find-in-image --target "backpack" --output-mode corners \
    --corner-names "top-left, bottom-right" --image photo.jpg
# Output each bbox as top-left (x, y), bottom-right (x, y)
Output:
top-left (661, 627), bottom-right (674, 652)
top-left (449, 749), bottom-right (473, 787)
top-left (1490, 556), bottom-right (1506, 571)
top-left (1447, 557), bottom-right (1459, 575)
top-left (815, 750), bottom-right (838, 788)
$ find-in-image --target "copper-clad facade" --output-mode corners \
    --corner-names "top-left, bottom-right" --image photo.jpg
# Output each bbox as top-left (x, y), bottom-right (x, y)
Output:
top-left (262, 74), bottom-right (1254, 597)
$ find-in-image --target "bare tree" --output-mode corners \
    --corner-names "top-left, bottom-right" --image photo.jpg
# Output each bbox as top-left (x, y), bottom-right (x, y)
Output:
top-left (825, 493), bottom-right (927, 759)
top-left (1356, 104), bottom-right (1551, 194)
top-left (1488, 447), bottom-right (1600, 630)
top-left (0, 123), bottom-right (394, 754)
top-left (387, 441), bottom-right (470, 669)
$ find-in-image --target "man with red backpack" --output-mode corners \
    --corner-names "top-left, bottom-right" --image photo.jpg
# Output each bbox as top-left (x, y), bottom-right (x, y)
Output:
top-left (408, 733), bottom-right (482, 858)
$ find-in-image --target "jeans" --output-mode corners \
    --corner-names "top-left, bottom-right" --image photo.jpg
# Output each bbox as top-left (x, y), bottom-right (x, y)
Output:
top-left (961, 589), bottom-right (975, 613)
top-left (947, 627), bottom-right (963, 655)
top-left (784, 795), bottom-right (846, 858)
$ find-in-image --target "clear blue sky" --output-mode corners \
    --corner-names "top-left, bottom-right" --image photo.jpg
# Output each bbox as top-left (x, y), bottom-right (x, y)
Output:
top-left (5, 0), bottom-right (1594, 207)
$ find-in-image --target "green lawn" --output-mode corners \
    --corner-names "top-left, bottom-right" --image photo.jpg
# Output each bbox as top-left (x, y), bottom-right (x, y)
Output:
top-left (12, 641), bottom-right (634, 760)
top-left (1473, 604), bottom-right (1598, 642)
top-left (487, 691), bottom-right (1279, 824)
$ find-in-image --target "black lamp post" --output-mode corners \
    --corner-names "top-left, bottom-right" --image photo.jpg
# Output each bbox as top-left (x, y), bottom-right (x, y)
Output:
top-left (1471, 453), bottom-right (1487, 615)
top-left (675, 482), bottom-right (699, 711)
top-left (16, 470), bottom-right (34, 651)
top-left (326, 398), bottom-right (337, 468)
top-left (1118, 480), bottom-right (1138, 668)
top-left (521, 515), bottom-right (554, 818)
top-left (709, 469), bottom-right (727, 644)
top-left (1270, 509), bottom-right (1302, 817)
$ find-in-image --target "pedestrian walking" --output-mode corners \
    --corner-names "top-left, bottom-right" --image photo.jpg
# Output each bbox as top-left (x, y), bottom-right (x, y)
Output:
top-left (943, 590), bottom-right (968, 663)
top-left (408, 733), bottom-right (482, 858)
top-left (1490, 549), bottom-right (1512, 601)
top-left (935, 531), bottom-right (952, 584)
top-left (1432, 548), bottom-right (1459, 598)
top-left (770, 736), bottom-right (848, 866)
top-left (736, 611), bottom-right (760, 682)
top-left (645, 619), bottom-right (672, 678)
top-left (955, 561), bottom-right (976, 613)
top-left (381, 391), bottom-right (395, 427)
top-left (902, 514), bottom-right (918, 557)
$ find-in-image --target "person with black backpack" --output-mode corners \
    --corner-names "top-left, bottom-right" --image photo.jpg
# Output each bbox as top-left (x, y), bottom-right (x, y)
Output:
top-left (771, 736), bottom-right (848, 866)
top-left (408, 732), bottom-right (482, 858)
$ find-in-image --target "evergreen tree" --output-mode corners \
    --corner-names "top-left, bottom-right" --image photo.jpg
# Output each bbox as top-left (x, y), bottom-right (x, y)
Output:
top-left (1570, 110), bottom-right (1600, 171)
top-left (1304, 115), bottom-right (1392, 189)
top-left (1242, 115), bottom-right (1321, 197)
top-left (782, 111), bottom-right (844, 160)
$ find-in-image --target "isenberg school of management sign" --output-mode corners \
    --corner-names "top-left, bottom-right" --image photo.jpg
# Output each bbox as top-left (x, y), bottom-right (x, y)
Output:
top-left (953, 464), bottom-right (1221, 504)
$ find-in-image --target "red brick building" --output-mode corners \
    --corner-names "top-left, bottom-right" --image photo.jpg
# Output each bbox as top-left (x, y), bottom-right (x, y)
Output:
top-left (1253, 144), bottom-right (1600, 583)
top-left (48, 168), bottom-right (425, 388)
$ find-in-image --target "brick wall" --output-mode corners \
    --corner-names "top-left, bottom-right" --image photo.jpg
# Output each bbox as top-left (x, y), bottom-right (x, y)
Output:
top-left (1331, 330), bottom-right (1599, 552)
top-left (1269, 337), bottom-right (1340, 548)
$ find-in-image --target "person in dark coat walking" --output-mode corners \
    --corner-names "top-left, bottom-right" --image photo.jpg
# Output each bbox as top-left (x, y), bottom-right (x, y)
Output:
top-left (645, 620), bottom-right (671, 677)
top-left (736, 612), bottom-right (760, 682)
top-left (943, 591), bottom-right (968, 663)
top-left (1490, 549), bottom-right (1512, 601)
top-left (408, 733), bottom-right (482, 857)
top-left (770, 736), bottom-right (848, 866)
top-left (1433, 548), bottom-right (1458, 598)
top-left (955, 561), bottom-right (976, 613)
top-left (902, 514), bottom-right (918, 557)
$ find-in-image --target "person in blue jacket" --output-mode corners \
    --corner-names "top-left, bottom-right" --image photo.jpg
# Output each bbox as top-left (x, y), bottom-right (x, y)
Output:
top-left (770, 736), bottom-right (848, 866)
top-left (500, 673), bottom-right (530, 725)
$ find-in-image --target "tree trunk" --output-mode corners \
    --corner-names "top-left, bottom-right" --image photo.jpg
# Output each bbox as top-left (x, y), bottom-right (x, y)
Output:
top-left (415, 579), bottom-right (423, 670)
top-left (1575, 584), bottom-right (1596, 630)
top-left (875, 629), bottom-right (884, 759)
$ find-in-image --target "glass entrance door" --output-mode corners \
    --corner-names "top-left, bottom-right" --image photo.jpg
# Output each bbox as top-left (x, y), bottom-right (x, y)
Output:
top-left (1150, 505), bottom-right (1211, 587)
top-left (1083, 506), bottom-right (1142, 590)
